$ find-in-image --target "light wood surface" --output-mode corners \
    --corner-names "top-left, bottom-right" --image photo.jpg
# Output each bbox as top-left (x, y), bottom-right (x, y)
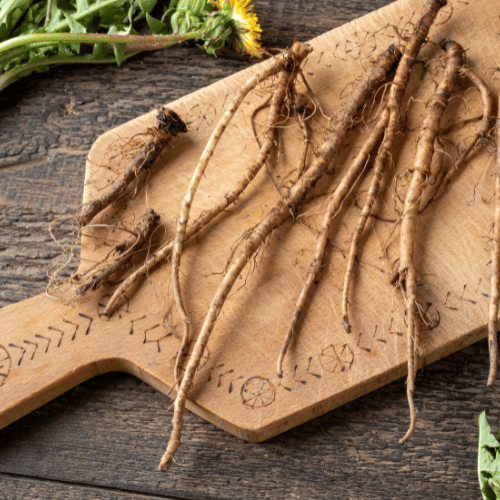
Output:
top-left (1, 0), bottom-right (499, 447)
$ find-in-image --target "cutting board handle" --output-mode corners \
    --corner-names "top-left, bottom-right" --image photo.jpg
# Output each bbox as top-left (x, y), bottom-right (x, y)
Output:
top-left (0, 288), bottom-right (182, 431)
top-left (0, 293), bottom-right (111, 429)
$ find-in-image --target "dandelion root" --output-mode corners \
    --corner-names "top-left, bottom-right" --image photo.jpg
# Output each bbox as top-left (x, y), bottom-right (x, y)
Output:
top-left (75, 209), bottom-right (160, 296)
top-left (158, 41), bottom-right (401, 471)
top-left (341, 109), bottom-right (390, 333)
top-left (170, 40), bottom-right (312, 379)
top-left (394, 38), bottom-right (464, 443)
top-left (341, 0), bottom-right (448, 333)
top-left (488, 106), bottom-right (500, 388)
top-left (438, 67), bottom-right (494, 193)
top-left (77, 108), bottom-right (187, 227)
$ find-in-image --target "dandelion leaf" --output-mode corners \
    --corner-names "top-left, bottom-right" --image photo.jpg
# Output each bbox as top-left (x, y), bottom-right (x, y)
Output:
top-left (478, 412), bottom-right (500, 500)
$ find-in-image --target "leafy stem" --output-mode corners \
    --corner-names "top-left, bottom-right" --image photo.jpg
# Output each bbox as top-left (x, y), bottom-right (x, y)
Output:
top-left (0, 0), bottom-right (262, 91)
top-left (0, 31), bottom-right (201, 53)
top-left (46, 0), bottom-right (129, 33)
top-left (0, 52), bottom-right (135, 90)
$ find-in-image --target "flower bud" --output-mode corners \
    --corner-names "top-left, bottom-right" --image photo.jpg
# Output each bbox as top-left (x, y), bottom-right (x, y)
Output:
top-left (170, 0), bottom-right (212, 34)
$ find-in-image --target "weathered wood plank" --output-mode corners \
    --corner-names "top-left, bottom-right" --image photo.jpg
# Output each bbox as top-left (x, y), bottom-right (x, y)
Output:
top-left (0, 474), bottom-right (177, 500)
top-left (0, 205), bottom-right (78, 306)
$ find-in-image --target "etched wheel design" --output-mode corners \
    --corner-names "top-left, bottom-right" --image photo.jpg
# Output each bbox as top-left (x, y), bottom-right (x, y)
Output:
top-left (0, 345), bottom-right (11, 387)
top-left (321, 344), bottom-right (354, 373)
top-left (241, 376), bottom-right (275, 409)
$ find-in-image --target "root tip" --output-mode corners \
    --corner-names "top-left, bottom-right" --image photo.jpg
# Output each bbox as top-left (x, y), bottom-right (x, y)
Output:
top-left (158, 456), bottom-right (173, 472)
top-left (398, 426), bottom-right (415, 445)
top-left (487, 365), bottom-right (497, 389)
top-left (342, 316), bottom-right (351, 334)
top-left (100, 310), bottom-right (112, 320)
top-left (399, 409), bottom-right (417, 445)
top-left (277, 353), bottom-right (285, 378)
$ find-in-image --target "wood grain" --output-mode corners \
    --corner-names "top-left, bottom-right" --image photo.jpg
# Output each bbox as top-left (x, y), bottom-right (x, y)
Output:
top-left (0, 0), bottom-right (499, 498)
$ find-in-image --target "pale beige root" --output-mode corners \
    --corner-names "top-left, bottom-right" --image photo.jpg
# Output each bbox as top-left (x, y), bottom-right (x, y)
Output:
top-left (294, 94), bottom-right (312, 181)
top-left (170, 41), bottom-right (312, 379)
top-left (293, 72), bottom-right (330, 181)
top-left (488, 108), bottom-right (500, 388)
top-left (395, 39), bottom-right (464, 444)
top-left (107, 45), bottom-right (398, 321)
top-left (420, 68), bottom-right (494, 210)
top-left (417, 136), bottom-right (446, 212)
top-left (278, 107), bottom-right (392, 376)
top-left (399, 265), bottom-right (419, 443)
top-left (341, 109), bottom-right (390, 333)
top-left (158, 43), bottom-right (401, 471)
top-left (341, 0), bottom-right (448, 334)
top-left (104, 238), bottom-right (172, 317)
top-left (77, 108), bottom-right (187, 226)
top-left (438, 67), bottom-right (494, 192)
top-left (74, 209), bottom-right (160, 296)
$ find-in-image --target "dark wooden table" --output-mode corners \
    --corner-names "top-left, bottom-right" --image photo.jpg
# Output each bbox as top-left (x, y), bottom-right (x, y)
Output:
top-left (0, 0), bottom-right (495, 498)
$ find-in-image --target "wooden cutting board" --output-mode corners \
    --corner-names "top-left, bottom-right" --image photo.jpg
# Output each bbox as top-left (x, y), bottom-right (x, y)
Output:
top-left (1, 0), bottom-right (499, 443)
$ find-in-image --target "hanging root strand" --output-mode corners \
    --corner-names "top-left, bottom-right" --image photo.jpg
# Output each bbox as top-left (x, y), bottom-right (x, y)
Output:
top-left (487, 103), bottom-right (500, 389)
top-left (394, 38), bottom-right (464, 443)
top-left (438, 66), bottom-right (494, 193)
top-left (341, 109), bottom-right (390, 333)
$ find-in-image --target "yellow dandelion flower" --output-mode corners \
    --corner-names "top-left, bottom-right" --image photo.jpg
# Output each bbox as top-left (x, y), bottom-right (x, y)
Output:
top-left (218, 0), bottom-right (263, 57)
